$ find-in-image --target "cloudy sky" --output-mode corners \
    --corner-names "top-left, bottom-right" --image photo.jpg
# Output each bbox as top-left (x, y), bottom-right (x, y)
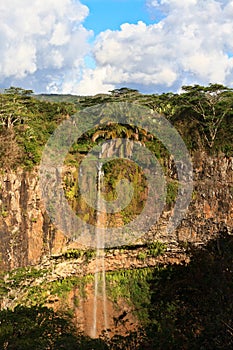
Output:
top-left (0, 0), bottom-right (233, 95)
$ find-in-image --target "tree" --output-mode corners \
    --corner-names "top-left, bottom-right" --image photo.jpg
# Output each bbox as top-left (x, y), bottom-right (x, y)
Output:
top-left (4, 86), bottom-right (33, 97)
top-left (0, 87), bottom-right (33, 129)
top-left (141, 92), bottom-right (176, 118)
top-left (109, 87), bottom-right (140, 97)
top-left (0, 306), bottom-right (80, 349)
top-left (91, 123), bottom-right (153, 151)
top-left (0, 129), bottom-right (22, 169)
top-left (177, 84), bottom-right (233, 148)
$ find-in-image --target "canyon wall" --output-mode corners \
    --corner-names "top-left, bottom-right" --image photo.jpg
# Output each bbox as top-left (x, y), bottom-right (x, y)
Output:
top-left (0, 151), bottom-right (232, 271)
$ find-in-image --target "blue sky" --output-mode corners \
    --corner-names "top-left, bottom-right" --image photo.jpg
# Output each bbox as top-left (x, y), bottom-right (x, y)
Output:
top-left (81, 0), bottom-right (159, 70)
top-left (0, 0), bottom-right (233, 95)
top-left (81, 0), bottom-right (156, 35)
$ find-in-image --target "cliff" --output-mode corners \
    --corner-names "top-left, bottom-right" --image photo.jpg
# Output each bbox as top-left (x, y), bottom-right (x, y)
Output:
top-left (0, 151), bottom-right (232, 271)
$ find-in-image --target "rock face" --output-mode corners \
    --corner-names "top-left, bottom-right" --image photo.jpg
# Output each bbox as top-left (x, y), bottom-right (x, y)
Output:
top-left (178, 152), bottom-right (232, 242)
top-left (0, 151), bottom-right (232, 271)
top-left (149, 152), bottom-right (233, 244)
top-left (0, 169), bottom-right (66, 270)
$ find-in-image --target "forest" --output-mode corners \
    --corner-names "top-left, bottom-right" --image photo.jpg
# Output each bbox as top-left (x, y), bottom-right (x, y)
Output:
top-left (0, 83), bottom-right (232, 170)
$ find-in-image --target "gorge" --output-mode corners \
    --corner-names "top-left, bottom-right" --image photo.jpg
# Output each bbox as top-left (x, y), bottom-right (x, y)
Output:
top-left (0, 86), bottom-right (232, 349)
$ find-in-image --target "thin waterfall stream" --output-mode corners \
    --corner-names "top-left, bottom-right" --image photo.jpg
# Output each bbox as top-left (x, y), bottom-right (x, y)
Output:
top-left (91, 160), bottom-right (109, 338)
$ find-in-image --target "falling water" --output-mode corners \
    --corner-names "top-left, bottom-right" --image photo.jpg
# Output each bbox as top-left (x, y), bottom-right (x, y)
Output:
top-left (91, 161), bottom-right (109, 338)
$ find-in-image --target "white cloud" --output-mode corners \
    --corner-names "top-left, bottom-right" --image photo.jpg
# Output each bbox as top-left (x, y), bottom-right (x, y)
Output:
top-left (76, 0), bottom-right (233, 95)
top-left (1, 0), bottom-right (233, 95)
top-left (74, 67), bottom-right (115, 95)
top-left (0, 0), bottom-right (92, 92)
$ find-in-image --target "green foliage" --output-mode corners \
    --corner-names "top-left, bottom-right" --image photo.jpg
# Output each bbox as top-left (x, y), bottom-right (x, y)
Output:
top-left (137, 252), bottom-right (147, 261)
top-left (171, 84), bottom-right (233, 152)
top-left (61, 248), bottom-right (97, 263)
top-left (140, 92), bottom-right (177, 117)
top-left (0, 306), bottom-right (80, 350)
top-left (0, 205), bottom-right (8, 218)
top-left (84, 249), bottom-right (97, 262)
top-left (147, 241), bottom-right (167, 257)
top-left (166, 180), bottom-right (179, 205)
top-left (136, 242), bottom-right (166, 260)
top-left (0, 83), bottom-right (232, 171)
top-left (0, 274), bottom-right (9, 298)
top-left (6, 267), bottom-right (47, 289)
top-left (109, 87), bottom-right (140, 97)
top-left (0, 87), bottom-right (77, 169)
top-left (62, 249), bottom-right (83, 259)
top-left (145, 139), bottom-right (169, 160)
top-left (106, 267), bottom-right (154, 322)
top-left (102, 158), bottom-right (148, 225)
top-left (0, 87), bottom-right (32, 129)
top-left (50, 279), bottom-right (75, 297)
top-left (0, 304), bottom-right (145, 349)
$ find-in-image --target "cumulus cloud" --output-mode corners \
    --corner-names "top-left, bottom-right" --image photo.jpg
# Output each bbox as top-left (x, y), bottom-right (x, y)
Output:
top-left (1, 0), bottom-right (233, 95)
top-left (77, 0), bottom-right (233, 95)
top-left (0, 0), bottom-right (92, 93)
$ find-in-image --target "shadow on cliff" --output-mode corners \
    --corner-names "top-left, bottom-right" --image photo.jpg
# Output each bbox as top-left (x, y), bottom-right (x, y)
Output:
top-left (0, 230), bottom-right (232, 350)
top-left (143, 229), bottom-right (233, 350)
top-left (0, 305), bottom-right (109, 350)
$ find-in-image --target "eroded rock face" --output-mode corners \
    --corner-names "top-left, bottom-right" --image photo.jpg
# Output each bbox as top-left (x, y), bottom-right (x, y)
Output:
top-left (0, 152), bottom-right (232, 270)
top-left (0, 169), bottom-right (66, 270)
top-left (177, 152), bottom-right (232, 242)
top-left (149, 152), bottom-right (233, 244)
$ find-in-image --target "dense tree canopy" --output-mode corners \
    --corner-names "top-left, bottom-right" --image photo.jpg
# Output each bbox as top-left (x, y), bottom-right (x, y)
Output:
top-left (0, 87), bottom-right (76, 168)
top-left (176, 84), bottom-right (233, 148)
top-left (0, 84), bottom-right (232, 170)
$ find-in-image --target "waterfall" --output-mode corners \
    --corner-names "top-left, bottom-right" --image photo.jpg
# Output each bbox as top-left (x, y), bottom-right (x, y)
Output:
top-left (91, 161), bottom-right (109, 338)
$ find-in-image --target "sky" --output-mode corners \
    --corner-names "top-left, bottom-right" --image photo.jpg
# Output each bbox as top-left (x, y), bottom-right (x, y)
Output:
top-left (0, 0), bottom-right (233, 95)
